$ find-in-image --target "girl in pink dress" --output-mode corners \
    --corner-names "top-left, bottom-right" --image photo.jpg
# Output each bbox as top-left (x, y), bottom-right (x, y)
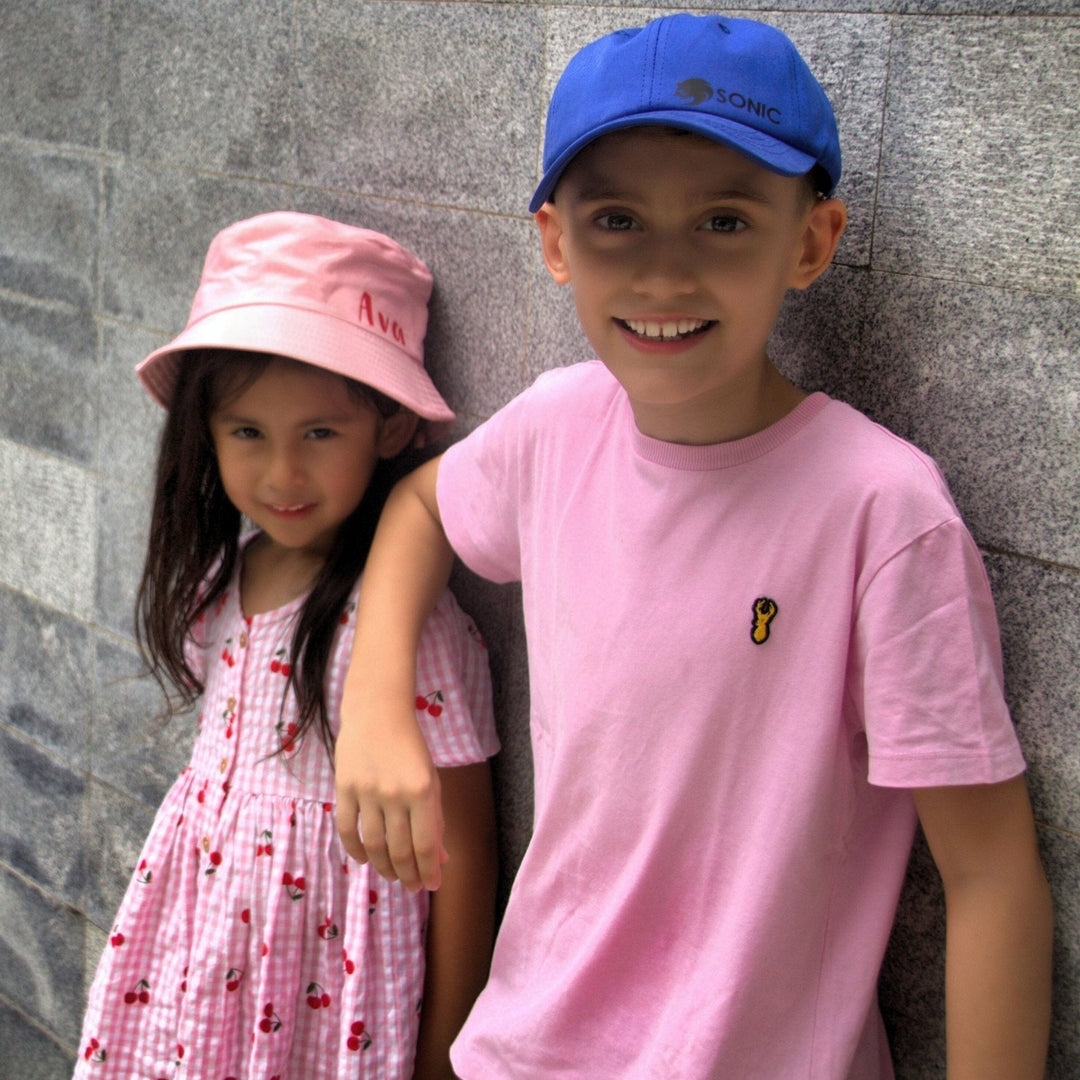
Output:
top-left (74, 212), bottom-right (499, 1080)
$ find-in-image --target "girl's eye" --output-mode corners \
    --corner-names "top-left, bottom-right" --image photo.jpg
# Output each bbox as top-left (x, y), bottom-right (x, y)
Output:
top-left (306, 427), bottom-right (336, 440)
top-left (595, 213), bottom-right (637, 232)
top-left (232, 426), bottom-right (262, 440)
top-left (703, 214), bottom-right (745, 234)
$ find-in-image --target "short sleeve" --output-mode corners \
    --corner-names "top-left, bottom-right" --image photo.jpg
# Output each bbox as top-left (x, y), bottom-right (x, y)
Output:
top-left (438, 393), bottom-right (528, 585)
top-left (414, 589), bottom-right (499, 768)
top-left (853, 517), bottom-right (1025, 788)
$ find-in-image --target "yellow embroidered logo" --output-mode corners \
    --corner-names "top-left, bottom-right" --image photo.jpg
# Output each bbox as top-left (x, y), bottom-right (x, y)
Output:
top-left (751, 597), bottom-right (778, 644)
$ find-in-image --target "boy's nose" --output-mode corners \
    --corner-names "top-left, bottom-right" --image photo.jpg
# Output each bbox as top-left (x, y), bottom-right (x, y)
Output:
top-left (630, 239), bottom-right (697, 298)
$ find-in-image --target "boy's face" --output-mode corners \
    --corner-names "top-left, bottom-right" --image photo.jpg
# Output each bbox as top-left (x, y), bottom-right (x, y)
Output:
top-left (536, 128), bottom-right (844, 444)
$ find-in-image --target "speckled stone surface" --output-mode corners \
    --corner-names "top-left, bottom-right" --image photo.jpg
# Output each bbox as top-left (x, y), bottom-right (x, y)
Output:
top-left (0, 440), bottom-right (96, 620)
top-left (877, 17), bottom-right (1080, 296)
top-left (293, 2), bottom-right (546, 214)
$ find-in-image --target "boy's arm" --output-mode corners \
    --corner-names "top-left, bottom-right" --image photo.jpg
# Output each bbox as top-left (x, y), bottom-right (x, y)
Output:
top-left (912, 775), bottom-right (1053, 1080)
top-left (412, 761), bottom-right (498, 1080)
top-left (336, 456), bottom-right (454, 891)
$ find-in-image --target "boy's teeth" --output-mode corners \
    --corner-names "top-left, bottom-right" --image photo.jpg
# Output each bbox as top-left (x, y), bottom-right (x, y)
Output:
top-left (624, 318), bottom-right (708, 340)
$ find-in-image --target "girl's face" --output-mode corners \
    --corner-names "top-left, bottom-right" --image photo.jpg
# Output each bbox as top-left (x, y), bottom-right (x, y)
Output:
top-left (209, 358), bottom-right (401, 560)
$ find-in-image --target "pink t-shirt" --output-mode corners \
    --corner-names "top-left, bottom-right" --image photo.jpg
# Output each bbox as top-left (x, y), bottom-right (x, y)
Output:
top-left (438, 362), bottom-right (1023, 1080)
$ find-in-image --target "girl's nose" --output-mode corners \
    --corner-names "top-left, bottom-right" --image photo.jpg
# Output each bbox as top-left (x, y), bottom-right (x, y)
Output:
top-left (265, 445), bottom-right (306, 490)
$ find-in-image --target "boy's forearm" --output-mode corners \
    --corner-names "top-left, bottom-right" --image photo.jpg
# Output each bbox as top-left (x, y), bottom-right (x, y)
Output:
top-left (337, 457), bottom-right (456, 889)
top-left (343, 458), bottom-right (453, 717)
top-left (943, 863), bottom-right (1053, 1079)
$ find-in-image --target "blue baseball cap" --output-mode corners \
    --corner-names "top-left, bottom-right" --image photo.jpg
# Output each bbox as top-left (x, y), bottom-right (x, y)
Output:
top-left (529, 14), bottom-right (842, 212)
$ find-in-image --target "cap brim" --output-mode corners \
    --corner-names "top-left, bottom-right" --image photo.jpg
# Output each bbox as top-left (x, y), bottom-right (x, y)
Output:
top-left (529, 111), bottom-right (819, 212)
top-left (137, 302), bottom-right (456, 434)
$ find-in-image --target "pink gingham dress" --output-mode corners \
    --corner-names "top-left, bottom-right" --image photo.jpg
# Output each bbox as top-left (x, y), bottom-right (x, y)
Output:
top-left (74, 566), bottom-right (497, 1080)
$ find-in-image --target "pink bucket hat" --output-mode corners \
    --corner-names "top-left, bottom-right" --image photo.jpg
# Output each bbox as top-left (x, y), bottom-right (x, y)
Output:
top-left (136, 212), bottom-right (454, 430)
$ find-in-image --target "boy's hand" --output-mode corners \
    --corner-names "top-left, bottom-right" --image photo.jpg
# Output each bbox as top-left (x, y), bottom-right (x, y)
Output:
top-left (336, 709), bottom-right (448, 891)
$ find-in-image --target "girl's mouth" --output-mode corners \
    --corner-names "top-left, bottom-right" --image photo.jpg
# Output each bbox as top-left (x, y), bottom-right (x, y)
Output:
top-left (266, 502), bottom-right (315, 518)
top-left (616, 318), bottom-right (715, 343)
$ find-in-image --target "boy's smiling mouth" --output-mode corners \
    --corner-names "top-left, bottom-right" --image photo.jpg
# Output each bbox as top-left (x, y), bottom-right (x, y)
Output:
top-left (616, 317), bottom-right (715, 342)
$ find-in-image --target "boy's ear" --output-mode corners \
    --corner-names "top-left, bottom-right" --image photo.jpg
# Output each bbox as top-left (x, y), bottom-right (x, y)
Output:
top-left (535, 204), bottom-right (572, 285)
top-left (791, 197), bottom-right (847, 291)
top-left (377, 409), bottom-right (421, 458)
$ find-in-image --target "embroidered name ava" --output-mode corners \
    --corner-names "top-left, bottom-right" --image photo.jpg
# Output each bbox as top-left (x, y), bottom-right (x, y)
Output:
top-left (358, 291), bottom-right (407, 346)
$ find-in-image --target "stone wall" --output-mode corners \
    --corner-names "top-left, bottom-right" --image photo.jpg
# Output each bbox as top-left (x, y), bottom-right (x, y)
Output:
top-left (0, 2), bottom-right (1076, 1076)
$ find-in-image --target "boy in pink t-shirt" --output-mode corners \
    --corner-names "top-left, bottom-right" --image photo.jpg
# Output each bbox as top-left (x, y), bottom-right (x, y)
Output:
top-left (336, 15), bottom-right (1052, 1078)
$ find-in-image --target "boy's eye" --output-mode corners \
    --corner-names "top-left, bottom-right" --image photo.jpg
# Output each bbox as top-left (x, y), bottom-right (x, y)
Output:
top-left (595, 213), bottom-right (638, 231)
top-left (703, 214), bottom-right (746, 234)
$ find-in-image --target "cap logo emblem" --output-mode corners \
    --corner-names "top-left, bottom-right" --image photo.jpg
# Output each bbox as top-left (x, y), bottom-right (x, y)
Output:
top-left (358, 290), bottom-right (407, 346)
top-left (675, 78), bottom-right (713, 105)
top-left (675, 78), bottom-right (782, 126)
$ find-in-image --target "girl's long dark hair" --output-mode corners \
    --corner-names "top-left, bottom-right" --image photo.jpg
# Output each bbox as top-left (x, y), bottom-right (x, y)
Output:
top-left (135, 348), bottom-right (417, 757)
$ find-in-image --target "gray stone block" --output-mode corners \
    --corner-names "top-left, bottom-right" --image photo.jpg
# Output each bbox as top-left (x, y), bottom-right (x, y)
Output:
top-left (93, 477), bottom-right (151, 639)
top-left (294, 1), bottom-right (545, 214)
top-left (0, 997), bottom-right (75, 1080)
top-left (0, 730), bottom-right (87, 903)
top-left (0, 0), bottom-right (106, 148)
top-left (0, 865), bottom-right (88, 1048)
top-left (877, 17), bottom-right (1080, 295)
top-left (1041, 825), bottom-right (1080, 1078)
top-left (862, 275), bottom-right (1080, 567)
top-left (0, 587), bottom-right (93, 771)
top-left (102, 163), bottom-right (289, 330)
top-left (0, 439), bottom-right (96, 620)
top-left (0, 146), bottom-right (99, 309)
top-left (984, 552), bottom-right (1080, 834)
top-left (99, 322), bottom-right (167, 489)
top-left (106, 0), bottom-right (295, 176)
top-left (0, 295), bottom-right (97, 464)
top-left (91, 636), bottom-right (195, 811)
top-left (80, 779), bottom-right (159, 931)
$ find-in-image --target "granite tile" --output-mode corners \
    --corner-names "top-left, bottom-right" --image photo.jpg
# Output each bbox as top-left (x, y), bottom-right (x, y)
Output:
top-left (983, 554), bottom-right (1080, 834)
top-left (541, 9), bottom-right (888, 266)
top-left (0, 995), bottom-right (76, 1080)
top-left (523, 237), bottom-right (594, 387)
top-left (91, 636), bottom-right (195, 811)
top-left (0, 730), bottom-right (87, 904)
top-left (98, 322), bottom-right (167, 489)
top-left (0, 587), bottom-right (93, 771)
top-left (102, 162), bottom-right (289, 331)
top-left (861, 275), bottom-right (1080, 568)
top-left (106, 0), bottom-right (295, 176)
top-left (294, 1), bottom-right (545, 214)
top-left (0, 146), bottom-right (99, 309)
top-left (768, 264), bottom-right (875, 403)
top-left (0, 439), bottom-right (96, 620)
top-left (80, 779), bottom-right (159, 931)
top-left (0, 0), bottom-right (107, 148)
top-left (0, 295), bottom-right (97, 464)
top-left (877, 17), bottom-right (1080, 296)
top-left (1040, 824), bottom-right (1080, 1078)
top-left (293, 190), bottom-right (537, 422)
top-left (93, 477), bottom-right (152, 640)
top-left (0, 865), bottom-right (87, 1048)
